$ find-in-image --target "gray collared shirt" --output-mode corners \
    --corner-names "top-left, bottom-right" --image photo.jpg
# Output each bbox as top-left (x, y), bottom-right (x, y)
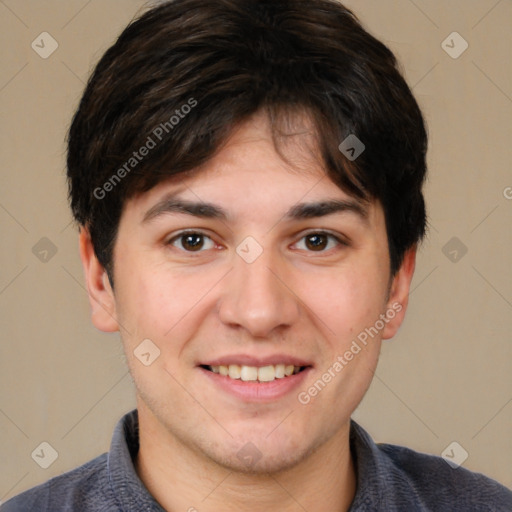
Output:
top-left (3, 409), bottom-right (511, 511)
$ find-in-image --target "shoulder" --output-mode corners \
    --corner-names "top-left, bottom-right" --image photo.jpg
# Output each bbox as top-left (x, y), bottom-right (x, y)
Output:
top-left (349, 421), bottom-right (512, 511)
top-left (1, 453), bottom-right (117, 512)
top-left (378, 442), bottom-right (512, 510)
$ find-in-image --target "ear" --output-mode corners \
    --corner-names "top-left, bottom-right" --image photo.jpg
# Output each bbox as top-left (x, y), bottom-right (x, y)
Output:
top-left (381, 246), bottom-right (417, 340)
top-left (79, 227), bottom-right (119, 332)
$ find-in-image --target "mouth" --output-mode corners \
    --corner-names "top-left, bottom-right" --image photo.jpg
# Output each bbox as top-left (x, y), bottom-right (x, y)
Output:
top-left (198, 357), bottom-right (313, 402)
top-left (200, 364), bottom-right (309, 382)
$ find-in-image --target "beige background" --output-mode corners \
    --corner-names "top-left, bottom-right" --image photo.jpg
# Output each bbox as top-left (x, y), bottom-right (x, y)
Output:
top-left (1, 0), bottom-right (511, 502)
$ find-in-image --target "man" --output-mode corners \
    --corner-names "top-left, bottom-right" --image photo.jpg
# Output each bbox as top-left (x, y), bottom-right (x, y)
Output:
top-left (3, 0), bottom-right (511, 510)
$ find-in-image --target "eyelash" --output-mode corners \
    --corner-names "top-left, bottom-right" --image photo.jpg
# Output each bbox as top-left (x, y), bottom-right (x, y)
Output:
top-left (293, 231), bottom-right (347, 252)
top-left (167, 230), bottom-right (218, 252)
top-left (166, 230), bottom-right (347, 254)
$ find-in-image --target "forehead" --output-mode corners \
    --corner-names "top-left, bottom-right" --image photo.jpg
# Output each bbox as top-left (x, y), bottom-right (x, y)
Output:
top-left (172, 110), bottom-right (327, 189)
top-left (122, 112), bottom-right (380, 228)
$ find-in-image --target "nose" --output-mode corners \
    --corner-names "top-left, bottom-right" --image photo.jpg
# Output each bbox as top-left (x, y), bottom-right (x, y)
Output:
top-left (218, 249), bottom-right (300, 338)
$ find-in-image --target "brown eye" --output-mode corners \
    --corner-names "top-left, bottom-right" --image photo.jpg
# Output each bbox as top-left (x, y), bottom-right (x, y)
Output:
top-left (305, 234), bottom-right (329, 251)
top-left (169, 232), bottom-right (215, 252)
top-left (294, 231), bottom-right (345, 252)
top-left (182, 234), bottom-right (204, 251)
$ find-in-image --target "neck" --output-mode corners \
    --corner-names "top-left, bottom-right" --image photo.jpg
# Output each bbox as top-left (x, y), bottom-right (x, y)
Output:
top-left (134, 403), bottom-right (356, 512)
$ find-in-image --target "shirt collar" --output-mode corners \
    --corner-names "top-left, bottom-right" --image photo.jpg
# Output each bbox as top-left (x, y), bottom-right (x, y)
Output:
top-left (108, 409), bottom-right (166, 511)
top-left (107, 409), bottom-right (397, 511)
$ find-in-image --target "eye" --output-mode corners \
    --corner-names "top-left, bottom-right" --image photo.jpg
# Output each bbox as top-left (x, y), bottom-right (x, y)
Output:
top-left (168, 232), bottom-right (216, 252)
top-left (294, 232), bottom-right (344, 252)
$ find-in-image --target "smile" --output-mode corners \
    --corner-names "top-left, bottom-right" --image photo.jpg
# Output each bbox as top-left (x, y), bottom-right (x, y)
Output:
top-left (199, 361), bottom-right (312, 402)
top-left (202, 364), bottom-right (307, 382)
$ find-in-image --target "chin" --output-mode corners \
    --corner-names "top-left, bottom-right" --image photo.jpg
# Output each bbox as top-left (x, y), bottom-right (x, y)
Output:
top-left (200, 426), bottom-right (326, 476)
top-left (208, 441), bottom-right (314, 475)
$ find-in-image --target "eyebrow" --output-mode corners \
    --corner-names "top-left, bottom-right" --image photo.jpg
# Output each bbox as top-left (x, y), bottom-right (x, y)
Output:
top-left (142, 195), bottom-right (368, 224)
top-left (142, 196), bottom-right (228, 223)
top-left (285, 199), bottom-right (368, 222)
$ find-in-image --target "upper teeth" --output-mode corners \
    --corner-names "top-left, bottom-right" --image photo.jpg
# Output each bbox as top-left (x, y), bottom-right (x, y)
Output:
top-left (209, 364), bottom-right (302, 381)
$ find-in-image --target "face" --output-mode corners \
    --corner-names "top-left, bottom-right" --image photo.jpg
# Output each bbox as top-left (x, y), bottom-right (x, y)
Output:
top-left (81, 112), bottom-right (415, 474)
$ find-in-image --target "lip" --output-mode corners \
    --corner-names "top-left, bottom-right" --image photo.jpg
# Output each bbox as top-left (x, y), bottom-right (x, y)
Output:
top-left (199, 354), bottom-right (313, 367)
top-left (198, 365), bottom-right (313, 403)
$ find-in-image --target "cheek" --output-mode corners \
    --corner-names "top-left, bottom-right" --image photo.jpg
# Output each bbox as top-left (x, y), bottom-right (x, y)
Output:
top-left (300, 264), bottom-right (388, 344)
top-left (114, 262), bottom-right (220, 346)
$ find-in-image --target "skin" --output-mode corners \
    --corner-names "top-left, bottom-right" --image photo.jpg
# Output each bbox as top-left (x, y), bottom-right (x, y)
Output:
top-left (80, 112), bottom-right (416, 512)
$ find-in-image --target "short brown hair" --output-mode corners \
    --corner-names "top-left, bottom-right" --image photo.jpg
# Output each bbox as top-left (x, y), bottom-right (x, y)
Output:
top-left (67, 0), bottom-right (428, 282)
